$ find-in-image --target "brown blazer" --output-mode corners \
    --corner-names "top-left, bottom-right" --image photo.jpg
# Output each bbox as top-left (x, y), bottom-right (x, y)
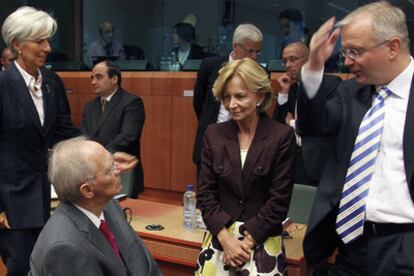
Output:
top-left (197, 114), bottom-right (296, 244)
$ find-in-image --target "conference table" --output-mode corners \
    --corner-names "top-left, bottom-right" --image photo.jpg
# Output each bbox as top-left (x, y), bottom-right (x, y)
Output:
top-left (120, 199), bottom-right (307, 276)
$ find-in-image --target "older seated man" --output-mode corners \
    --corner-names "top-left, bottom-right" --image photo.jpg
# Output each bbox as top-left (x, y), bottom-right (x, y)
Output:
top-left (85, 21), bottom-right (126, 68)
top-left (29, 137), bottom-right (161, 276)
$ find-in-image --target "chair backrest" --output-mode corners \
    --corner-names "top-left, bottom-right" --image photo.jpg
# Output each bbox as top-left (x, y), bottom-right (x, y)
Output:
top-left (123, 45), bottom-right (145, 60)
top-left (287, 184), bottom-right (317, 224)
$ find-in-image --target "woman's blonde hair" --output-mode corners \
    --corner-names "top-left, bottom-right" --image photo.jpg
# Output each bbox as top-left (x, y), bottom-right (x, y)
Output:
top-left (213, 58), bottom-right (273, 112)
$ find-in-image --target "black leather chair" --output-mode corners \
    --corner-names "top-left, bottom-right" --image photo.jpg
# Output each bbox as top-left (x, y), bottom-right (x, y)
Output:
top-left (123, 45), bottom-right (145, 60)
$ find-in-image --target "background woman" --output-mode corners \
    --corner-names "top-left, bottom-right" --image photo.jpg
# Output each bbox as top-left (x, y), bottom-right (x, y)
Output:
top-left (171, 22), bottom-right (205, 66)
top-left (196, 58), bottom-right (295, 275)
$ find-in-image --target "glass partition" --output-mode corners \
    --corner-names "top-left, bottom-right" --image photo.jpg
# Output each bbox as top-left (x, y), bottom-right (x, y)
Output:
top-left (1, 0), bottom-right (414, 72)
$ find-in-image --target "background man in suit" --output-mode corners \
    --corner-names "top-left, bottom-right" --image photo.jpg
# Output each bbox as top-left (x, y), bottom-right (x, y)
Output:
top-left (0, 47), bottom-right (13, 70)
top-left (297, 2), bottom-right (414, 274)
top-left (85, 21), bottom-right (126, 68)
top-left (29, 137), bottom-right (161, 276)
top-left (192, 23), bottom-right (263, 178)
top-left (274, 42), bottom-right (340, 186)
top-left (273, 42), bottom-right (309, 124)
top-left (81, 60), bottom-right (145, 198)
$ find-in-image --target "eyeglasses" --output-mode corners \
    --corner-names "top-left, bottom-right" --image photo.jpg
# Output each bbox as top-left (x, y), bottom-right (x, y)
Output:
top-left (281, 56), bottom-right (303, 66)
top-left (238, 43), bottom-right (261, 55)
top-left (340, 40), bottom-right (389, 60)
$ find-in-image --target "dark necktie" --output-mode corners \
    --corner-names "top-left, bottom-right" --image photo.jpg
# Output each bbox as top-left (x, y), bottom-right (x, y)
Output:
top-left (101, 98), bottom-right (108, 112)
top-left (99, 219), bottom-right (121, 260)
top-left (104, 43), bottom-right (113, 55)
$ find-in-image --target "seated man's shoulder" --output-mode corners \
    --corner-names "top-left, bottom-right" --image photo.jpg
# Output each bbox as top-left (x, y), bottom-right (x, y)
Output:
top-left (87, 39), bottom-right (102, 50)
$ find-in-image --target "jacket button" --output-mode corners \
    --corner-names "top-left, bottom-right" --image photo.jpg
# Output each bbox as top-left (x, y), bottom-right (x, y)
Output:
top-left (218, 166), bottom-right (224, 172)
top-left (257, 166), bottom-right (263, 173)
top-left (238, 200), bottom-right (244, 207)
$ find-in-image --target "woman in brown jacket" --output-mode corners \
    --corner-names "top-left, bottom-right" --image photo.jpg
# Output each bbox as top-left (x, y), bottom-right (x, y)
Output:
top-left (196, 58), bottom-right (296, 275)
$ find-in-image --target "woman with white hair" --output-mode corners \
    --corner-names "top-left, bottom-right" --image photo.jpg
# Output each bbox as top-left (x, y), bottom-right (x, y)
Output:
top-left (0, 6), bottom-right (80, 275)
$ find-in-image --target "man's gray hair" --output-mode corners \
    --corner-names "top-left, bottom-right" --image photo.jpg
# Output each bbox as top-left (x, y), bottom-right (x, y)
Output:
top-left (233, 23), bottom-right (263, 44)
top-left (49, 136), bottom-right (97, 203)
top-left (336, 1), bottom-right (410, 53)
top-left (2, 6), bottom-right (57, 48)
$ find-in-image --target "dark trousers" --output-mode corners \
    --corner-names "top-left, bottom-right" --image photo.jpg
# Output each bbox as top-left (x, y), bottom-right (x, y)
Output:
top-left (0, 228), bottom-right (41, 276)
top-left (331, 230), bottom-right (414, 275)
top-left (295, 148), bottom-right (318, 186)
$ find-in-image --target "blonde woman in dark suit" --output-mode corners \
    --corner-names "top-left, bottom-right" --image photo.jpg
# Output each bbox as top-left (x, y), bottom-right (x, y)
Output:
top-left (196, 58), bottom-right (296, 275)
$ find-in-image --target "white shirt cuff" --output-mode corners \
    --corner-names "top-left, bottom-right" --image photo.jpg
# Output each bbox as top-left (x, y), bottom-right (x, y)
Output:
top-left (301, 63), bottom-right (324, 99)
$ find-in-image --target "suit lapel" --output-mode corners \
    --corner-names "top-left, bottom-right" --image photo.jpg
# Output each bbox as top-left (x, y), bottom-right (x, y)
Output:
top-left (104, 211), bottom-right (129, 267)
top-left (403, 74), bottom-right (414, 199)
top-left (104, 206), bottom-right (149, 275)
top-left (288, 83), bottom-right (299, 115)
top-left (353, 85), bottom-right (375, 133)
top-left (94, 89), bottom-right (123, 135)
top-left (8, 64), bottom-right (44, 137)
top-left (242, 115), bottom-right (268, 195)
top-left (89, 98), bottom-right (104, 137)
top-left (60, 203), bottom-right (125, 273)
top-left (223, 121), bottom-right (245, 198)
top-left (41, 76), bottom-right (53, 134)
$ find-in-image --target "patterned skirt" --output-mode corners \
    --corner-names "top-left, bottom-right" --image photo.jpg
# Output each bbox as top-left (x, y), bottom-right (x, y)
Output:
top-left (195, 221), bottom-right (287, 276)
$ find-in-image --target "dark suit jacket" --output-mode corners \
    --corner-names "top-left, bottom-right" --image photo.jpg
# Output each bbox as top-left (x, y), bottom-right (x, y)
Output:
top-left (29, 200), bottom-right (161, 276)
top-left (273, 77), bottom-right (341, 184)
top-left (80, 89), bottom-right (145, 197)
top-left (0, 63), bottom-right (79, 229)
top-left (272, 83), bottom-right (298, 124)
top-left (192, 55), bottom-right (229, 164)
top-left (197, 114), bottom-right (296, 244)
top-left (297, 75), bottom-right (414, 263)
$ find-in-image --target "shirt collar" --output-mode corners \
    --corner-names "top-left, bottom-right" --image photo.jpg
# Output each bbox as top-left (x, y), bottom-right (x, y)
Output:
top-left (14, 60), bottom-right (42, 90)
top-left (229, 52), bottom-right (234, 63)
top-left (101, 88), bottom-right (118, 102)
top-left (382, 56), bottom-right (414, 99)
top-left (74, 204), bottom-right (105, 229)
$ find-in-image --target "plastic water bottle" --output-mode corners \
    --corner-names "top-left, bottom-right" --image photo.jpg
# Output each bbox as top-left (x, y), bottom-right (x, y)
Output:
top-left (170, 51), bottom-right (180, 71)
top-left (183, 184), bottom-right (197, 230)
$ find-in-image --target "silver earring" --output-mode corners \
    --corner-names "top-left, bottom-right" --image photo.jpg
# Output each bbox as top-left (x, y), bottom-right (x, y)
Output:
top-left (256, 102), bottom-right (262, 107)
